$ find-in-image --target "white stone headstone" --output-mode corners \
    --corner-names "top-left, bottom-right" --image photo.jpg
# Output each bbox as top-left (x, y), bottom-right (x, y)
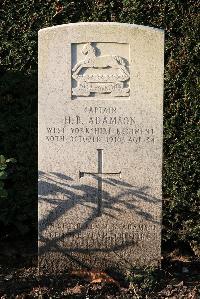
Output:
top-left (38, 22), bottom-right (164, 273)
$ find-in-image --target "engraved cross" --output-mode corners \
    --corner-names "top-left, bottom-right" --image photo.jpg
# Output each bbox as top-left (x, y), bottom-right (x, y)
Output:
top-left (79, 149), bottom-right (121, 216)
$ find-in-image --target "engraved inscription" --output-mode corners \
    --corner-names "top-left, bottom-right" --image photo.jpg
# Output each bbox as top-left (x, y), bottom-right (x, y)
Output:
top-left (45, 106), bottom-right (155, 144)
top-left (72, 43), bottom-right (130, 98)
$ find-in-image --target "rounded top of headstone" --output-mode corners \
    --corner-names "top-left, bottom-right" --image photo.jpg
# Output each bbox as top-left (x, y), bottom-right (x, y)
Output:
top-left (38, 22), bottom-right (164, 35)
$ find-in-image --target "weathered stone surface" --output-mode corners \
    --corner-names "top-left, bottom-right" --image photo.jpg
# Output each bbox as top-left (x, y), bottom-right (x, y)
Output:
top-left (38, 22), bottom-right (164, 273)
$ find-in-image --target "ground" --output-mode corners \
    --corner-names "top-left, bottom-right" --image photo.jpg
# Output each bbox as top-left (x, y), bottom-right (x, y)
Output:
top-left (0, 239), bottom-right (199, 298)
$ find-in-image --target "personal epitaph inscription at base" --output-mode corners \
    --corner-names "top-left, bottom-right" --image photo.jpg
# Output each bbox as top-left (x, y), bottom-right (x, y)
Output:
top-left (38, 23), bottom-right (164, 273)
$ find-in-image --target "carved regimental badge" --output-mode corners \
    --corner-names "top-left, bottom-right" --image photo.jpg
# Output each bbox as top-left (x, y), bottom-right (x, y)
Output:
top-left (72, 43), bottom-right (130, 98)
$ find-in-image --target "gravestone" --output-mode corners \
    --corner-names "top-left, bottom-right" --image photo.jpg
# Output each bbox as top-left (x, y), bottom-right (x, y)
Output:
top-left (38, 22), bottom-right (164, 273)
